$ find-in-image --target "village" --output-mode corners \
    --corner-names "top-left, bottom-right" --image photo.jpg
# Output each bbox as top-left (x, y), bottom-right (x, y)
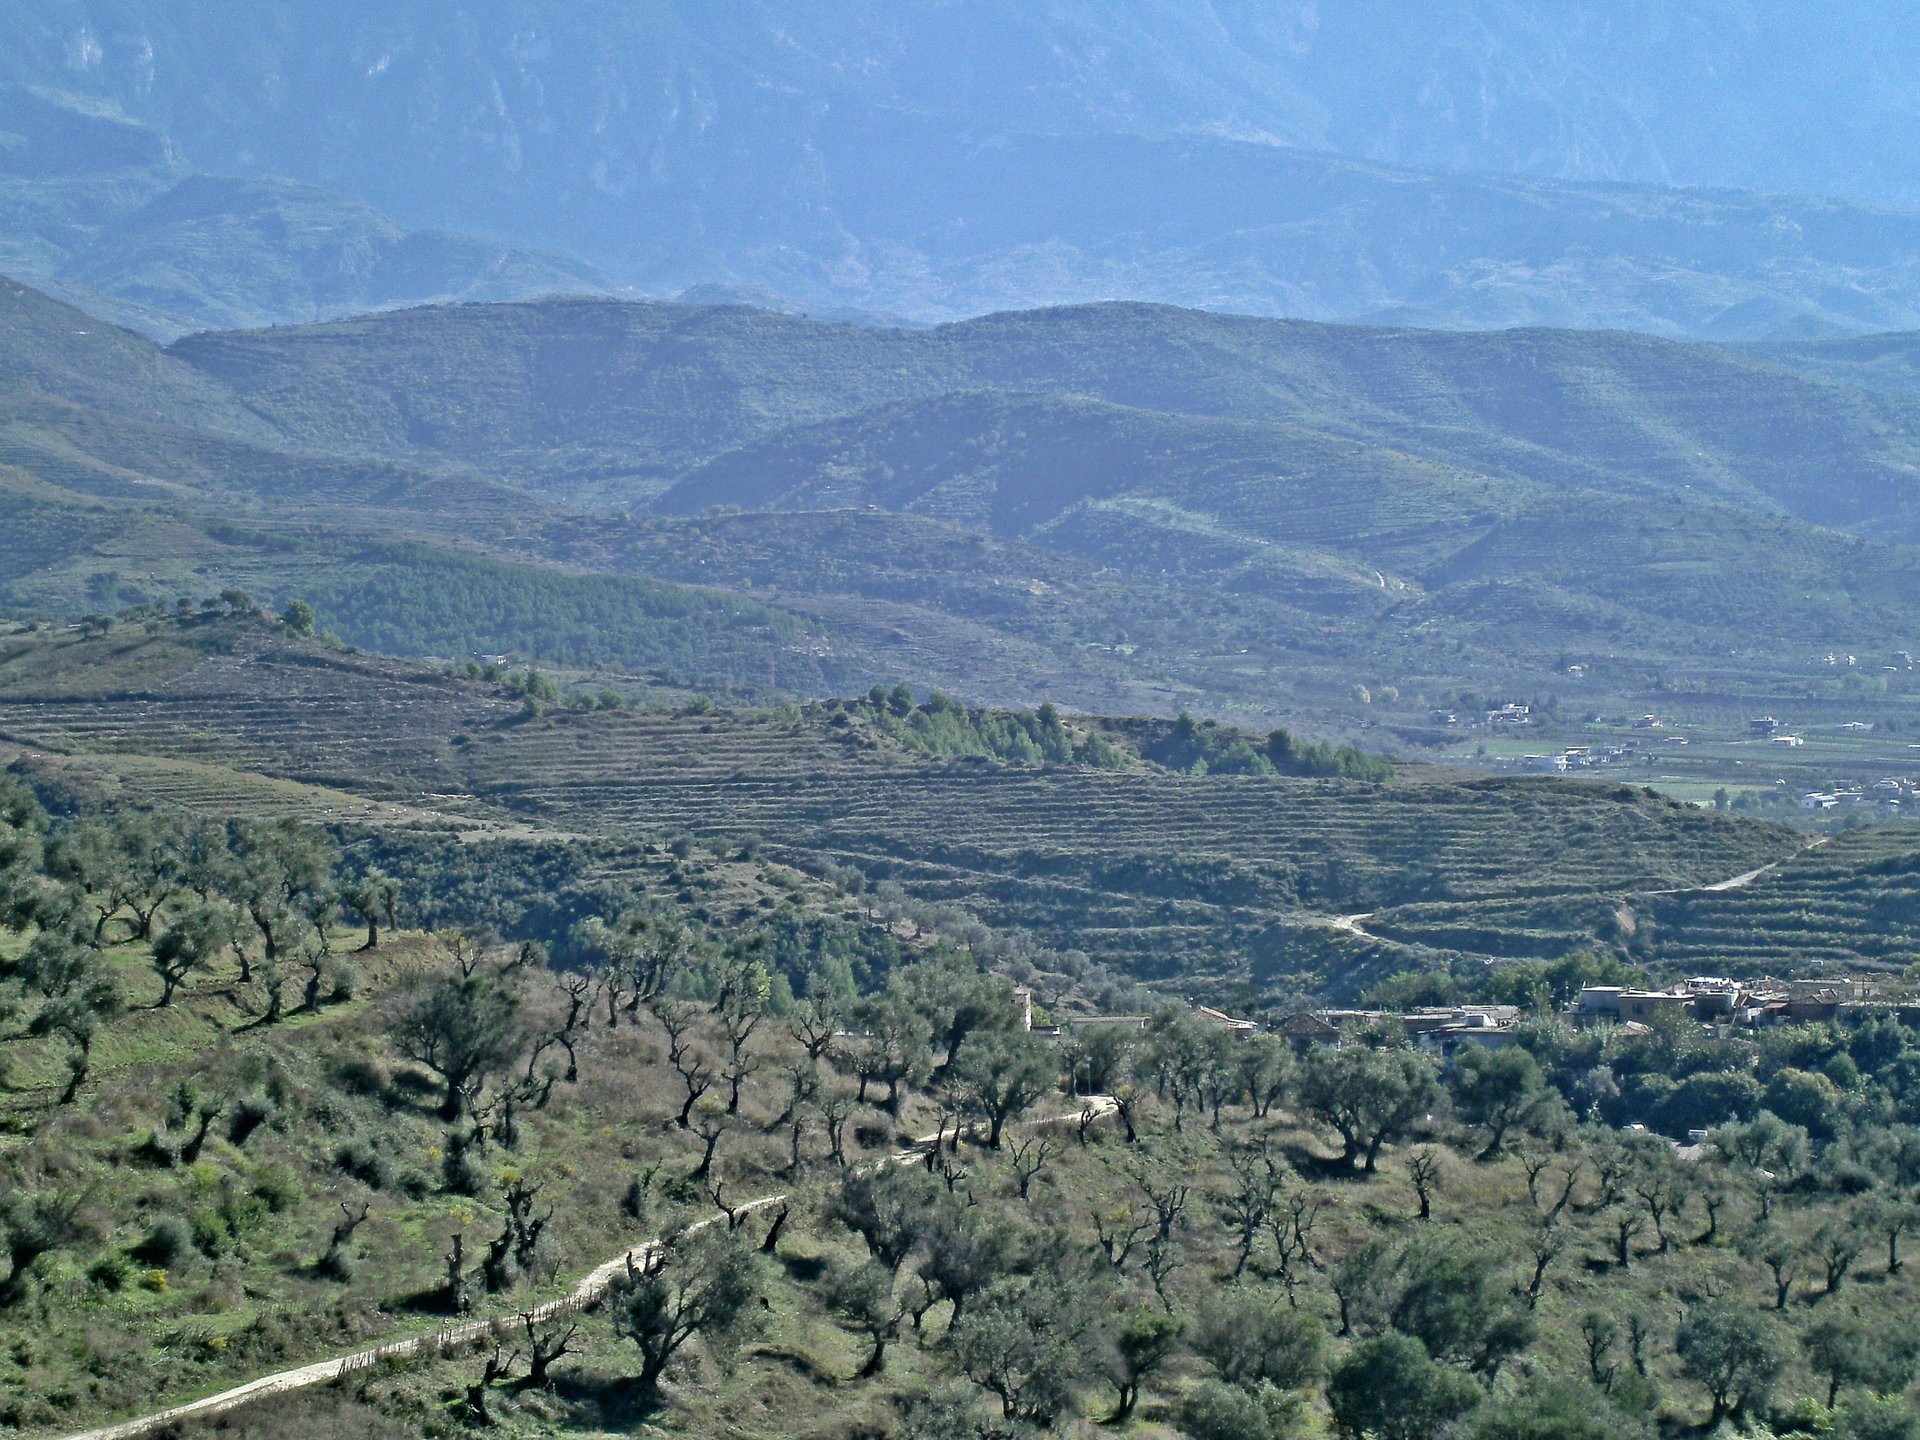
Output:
top-left (1440, 698), bottom-right (1920, 818)
top-left (1033, 972), bottom-right (1912, 1055)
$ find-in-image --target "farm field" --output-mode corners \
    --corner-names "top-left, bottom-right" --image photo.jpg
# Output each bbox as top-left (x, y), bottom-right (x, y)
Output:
top-left (1435, 711), bottom-right (1920, 821)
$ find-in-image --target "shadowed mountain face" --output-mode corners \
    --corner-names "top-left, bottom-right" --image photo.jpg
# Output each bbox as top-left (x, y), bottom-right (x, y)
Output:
top-left (7, 3), bottom-right (1920, 335)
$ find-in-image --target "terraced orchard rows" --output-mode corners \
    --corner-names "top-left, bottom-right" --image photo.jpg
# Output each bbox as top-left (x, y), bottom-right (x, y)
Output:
top-left (0, 627), bottom-right (512, 817)
top-left (448, 711), bottom-right (1789, 988)
top-left (0, 623), bottom-right (1815, 999)
top-left (1644, 827), bottom-right (1920, 976)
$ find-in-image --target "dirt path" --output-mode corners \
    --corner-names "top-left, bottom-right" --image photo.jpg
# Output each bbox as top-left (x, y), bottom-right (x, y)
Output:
top-left (58, 1099), bottom-right (1115, 1440)
top-left (1698, 835), bottom-right (1829, 892)
top-left (1641, 834), bottom-right (1830, 900)
top-left (1314, 833), bottom-right (1829, 947)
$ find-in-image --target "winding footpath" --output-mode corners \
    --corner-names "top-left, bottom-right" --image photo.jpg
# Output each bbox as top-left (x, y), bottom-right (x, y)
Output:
top-left (1318, 835), bottom-right (1829, 948)
top-left (59, 1098), bottom-right (1115, 1440)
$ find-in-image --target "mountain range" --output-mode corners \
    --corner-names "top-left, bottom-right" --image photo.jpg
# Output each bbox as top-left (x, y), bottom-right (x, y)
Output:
top-left (8, 4), bottom-right (1920, 335)
top-left (3, 273), bottom-right (1920, 739)
top-left (0, 83), bottom-right (625, 337)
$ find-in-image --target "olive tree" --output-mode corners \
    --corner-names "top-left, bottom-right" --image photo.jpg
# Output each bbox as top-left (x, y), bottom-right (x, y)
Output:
top-left (609, 1226), bottom-right (762, 1392)
top-left (390, 966), bottom-right (527, 1120)
top-left (950, 1029), bottom-right (1059, 1148)
top-left (1299, 1045), bottom-right (1443, 1175)
top-left (1674, 1299), bottom-right (1786, 1430)
top-left (1327, 1333), bottom-right (1480, 1440)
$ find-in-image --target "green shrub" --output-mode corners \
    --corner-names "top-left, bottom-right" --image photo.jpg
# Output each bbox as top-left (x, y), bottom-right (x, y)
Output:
top-left (317, 1242), bottom-right (356, 1283)
top-left (1839, 1398), bottom-right (1920, 1440)
top-left (332, 1054), bottom-right (391, 1099)
top-left (441, 1132), bottom-right (491, 1197)
top-left (188, 1209), bottom-right (231, 1258)
top-left (1328, 1335), bottom-right (1480, 1440)
top-left (86, 1252), bottom-right (132, 1292)
top-left (334, 1137), bottom-right (397, 1191)
top-left (249, 1162), bottom-right (303, 1214)
top-left (227, 1093), bottom-right (279, 1146)
top-left (1179, 1379), bottom-right (1299, 1440)
top-left (133, 1215), bottom-right (193, 1268)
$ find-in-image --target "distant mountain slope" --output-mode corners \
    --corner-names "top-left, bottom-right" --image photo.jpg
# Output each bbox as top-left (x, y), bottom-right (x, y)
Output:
top-left (59, 172), bottom-right (620, 334)
top-left (0, 274), bottom-right (267, 433)
top-left (9, 5), bottom-right (1920, 334)
top-left (0, 85), bottom-right (624, 336)
top-left (1744, 331), bottom-right (1920, 402)
top-left (5, 277), bottom-right (1918, 737)
top-left (172, 296), bottom-right (1920, 540)
top-left (660, 391), bottom-right (1483, 539)
top-left (656, 388), bottom-right (1920, 649)
top-left (15, 1), bottom-right (1917, 210)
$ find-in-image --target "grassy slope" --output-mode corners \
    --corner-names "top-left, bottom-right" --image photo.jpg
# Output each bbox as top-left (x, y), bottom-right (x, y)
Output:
top-left (9, 938), bottom-right (1914, 1438)
top-left (0, 929), bottom-right (877, 1433)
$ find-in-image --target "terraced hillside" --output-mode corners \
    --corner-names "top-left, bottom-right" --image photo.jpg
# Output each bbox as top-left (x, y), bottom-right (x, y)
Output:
top-left (1644, 828), bottom-right (1920, 977)
top-left (466, 712), bottom-right (1803, 994)
top-left (0, 618), bottom-right (1812, 1002)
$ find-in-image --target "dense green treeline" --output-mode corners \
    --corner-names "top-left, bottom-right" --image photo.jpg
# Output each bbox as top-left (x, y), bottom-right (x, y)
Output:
top-left (817, 689), bottom-right (1394, 780)
top-left (830, 686), bottom-right (1127, 767)
top-left (1133, 711), bottom-right (1395, 781)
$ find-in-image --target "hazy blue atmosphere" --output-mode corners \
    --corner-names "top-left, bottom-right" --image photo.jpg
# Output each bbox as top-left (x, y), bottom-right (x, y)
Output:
top-left (9, 2), bottom-right (1920, 335)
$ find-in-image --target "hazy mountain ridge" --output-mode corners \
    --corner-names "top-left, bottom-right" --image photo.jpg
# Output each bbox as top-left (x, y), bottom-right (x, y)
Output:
top-left (167, 295), bottom-right (1920, 541)
top-left (0, 85), bottom-right (626, 337)
top-left (8, 4), bottom-right (1920, 335)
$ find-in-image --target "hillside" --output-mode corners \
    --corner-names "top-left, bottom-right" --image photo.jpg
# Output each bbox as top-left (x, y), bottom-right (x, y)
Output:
top-left (0, 86), bottom-right (624, 338)
top-left (175, 298), bottom-right (1920, 540)
top-left (0, 275), bottom-right (267, 435)
top-left (3, 280), bottom-right (1920, 751)
top-left (7, 779), bottom-right (1920, 1440)
top-left (1745, 329), bottom-right (1920, 402)
top-left (0, 617), bottom-right (1810, 1003)
top-left (653, 388), bottom-right (1920, 672)
top-left (13, 5), bottom-right (1920, 334)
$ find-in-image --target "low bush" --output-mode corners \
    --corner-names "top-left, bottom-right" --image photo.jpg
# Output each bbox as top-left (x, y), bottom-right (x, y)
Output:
top-left (133, 1215), bottom-right (193, 1269)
